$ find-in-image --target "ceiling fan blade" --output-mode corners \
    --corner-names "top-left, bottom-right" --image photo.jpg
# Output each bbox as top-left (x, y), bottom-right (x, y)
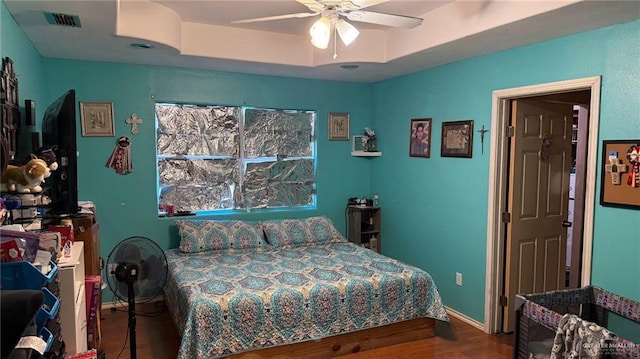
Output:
top-left (350, 0), bottom-right (389, 10)
top-left (232, 12), bottom-right (318, 24)
top-left (345, 10), bottom-right (423, 28)
top-left (296, 0), bottom-right (326, 13)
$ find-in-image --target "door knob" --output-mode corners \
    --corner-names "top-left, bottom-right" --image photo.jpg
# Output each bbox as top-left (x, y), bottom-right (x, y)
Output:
top-left (562, 220), bottom-right (572, 227)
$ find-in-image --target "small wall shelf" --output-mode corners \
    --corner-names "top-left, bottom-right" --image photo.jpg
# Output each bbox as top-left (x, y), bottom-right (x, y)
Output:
top-left (351, 151), bottom-right (382, 157)
top-left (351, 136), bottom-right (381, 157)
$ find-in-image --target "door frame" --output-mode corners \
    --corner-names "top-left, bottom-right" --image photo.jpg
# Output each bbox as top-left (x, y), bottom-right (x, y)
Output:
top-left (483, 76), bottom-right (601, 334)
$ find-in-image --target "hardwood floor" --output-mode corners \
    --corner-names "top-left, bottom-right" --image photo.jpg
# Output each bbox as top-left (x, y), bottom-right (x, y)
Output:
top-left (100, 302), bottom-right (513, 359)
top-left (100, 302), bottom-right (180, 359)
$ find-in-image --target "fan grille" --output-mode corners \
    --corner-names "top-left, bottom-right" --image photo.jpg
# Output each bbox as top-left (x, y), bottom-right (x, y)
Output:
top-left (106, 236), bottom-right (168, 303)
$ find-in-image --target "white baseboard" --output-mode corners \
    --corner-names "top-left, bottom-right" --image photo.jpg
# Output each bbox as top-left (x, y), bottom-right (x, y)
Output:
top-left (445, 306), bottom-right (487, 332)
top-left (101, 294), bottom-right (166, 310)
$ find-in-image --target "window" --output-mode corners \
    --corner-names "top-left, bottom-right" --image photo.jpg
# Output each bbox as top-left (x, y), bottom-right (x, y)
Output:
top-left (155, 103), bottom-right (316, 215)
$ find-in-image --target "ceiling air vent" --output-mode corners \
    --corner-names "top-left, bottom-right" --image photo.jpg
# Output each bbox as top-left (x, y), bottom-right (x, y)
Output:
top-left (44, 12), bottom-right (81, 27)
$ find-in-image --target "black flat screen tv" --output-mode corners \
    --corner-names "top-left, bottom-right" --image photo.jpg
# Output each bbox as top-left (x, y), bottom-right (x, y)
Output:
top-left (41, 89), bottom-right (78, 216)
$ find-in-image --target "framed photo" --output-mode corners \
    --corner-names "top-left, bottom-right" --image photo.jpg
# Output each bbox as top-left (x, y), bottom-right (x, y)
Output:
top-left (80, 101), bottom-right (114, 137)
top-left (328, 112), bottom-right (349, 141)
top-left (599, 140), bottom-right (640, 209)
top-left (352, 135), bottom-right (365, 152)
top-left (441, 120), bottom-right (473, 158)
top-left (409, 118), bottom-right (432, 158)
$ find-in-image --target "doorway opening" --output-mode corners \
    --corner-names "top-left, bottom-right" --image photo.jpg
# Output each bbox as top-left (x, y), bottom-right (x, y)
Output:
top-left (484, 77), bottom-right (601, 334)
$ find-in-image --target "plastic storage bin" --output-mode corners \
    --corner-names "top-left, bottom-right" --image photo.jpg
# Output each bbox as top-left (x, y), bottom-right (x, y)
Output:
top-left (1, 260), bottom-right (62, 359)
top-left (0, 260), bottom-right (58, 290)
top-left (35, 287), bottom-right (60, 330)
top-left (38, 326), bottom-right (54, 353)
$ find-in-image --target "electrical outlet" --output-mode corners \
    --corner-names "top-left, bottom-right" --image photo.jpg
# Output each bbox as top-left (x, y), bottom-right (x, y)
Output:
top-left (108, 263), bottom-right (117, 276)
top-left (456, 272), bottom-right (463, 286)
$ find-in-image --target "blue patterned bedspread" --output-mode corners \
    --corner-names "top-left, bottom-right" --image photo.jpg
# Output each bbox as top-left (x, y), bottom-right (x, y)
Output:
top-left (164, 242), bottom-right (449, 359)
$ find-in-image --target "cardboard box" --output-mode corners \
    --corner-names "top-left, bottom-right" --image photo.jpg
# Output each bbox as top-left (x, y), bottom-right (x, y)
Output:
top-left (36, 231), bottom-right (62, 259)
top-left (0, 238), bottom-right (24, 262)
top-left (0, 228), bottom-right (59, 262)
top-left (46, 224), bottom-right (74, 253)
top-left (71, 214), bottom-right (96, 240)
top-left (85, 275), bottom-right (101, 348)
top-left (67, 349), bottom-right (97, 359)
top-left (71, 215), bottom-right (101, 276)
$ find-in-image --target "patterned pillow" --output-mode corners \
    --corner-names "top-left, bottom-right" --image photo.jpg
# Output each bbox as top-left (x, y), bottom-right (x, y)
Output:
top-left (262, 219), bottom-right (310, 249)
top-left (176, 220), bottom-right (265, 254)
top-left (263, 216), bottom-right (346, 249)
top-left (305, 216), bottom-right (347, 245)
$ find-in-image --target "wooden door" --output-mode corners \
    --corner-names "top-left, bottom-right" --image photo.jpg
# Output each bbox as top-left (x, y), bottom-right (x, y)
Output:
top-left (503, 99), bottom-right (573, 332)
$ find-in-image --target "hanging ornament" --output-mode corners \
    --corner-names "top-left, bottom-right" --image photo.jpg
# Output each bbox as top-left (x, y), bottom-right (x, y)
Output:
top-left (106, 136), bottom-right (133, 174)
top-left (626, 144), bottom-right (640, 187)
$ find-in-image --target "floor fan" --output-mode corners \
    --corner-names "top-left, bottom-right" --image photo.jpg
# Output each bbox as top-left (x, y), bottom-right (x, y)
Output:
top-left (106, 236), bottom-right (168, 359)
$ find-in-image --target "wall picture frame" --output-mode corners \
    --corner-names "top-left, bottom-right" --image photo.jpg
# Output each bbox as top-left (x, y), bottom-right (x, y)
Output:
top-left (441, 120), bottom-right (473, 158)
top-left (80, 101), bottom-right (114, 137)
top-left (409, 118), bottom-right (432, 158)
top-left (599, 140), bottom-right (640, 209)
top-left (328, 112), bottom-right (349, 141)
top-left (352, 135), bottom-right (365, 152)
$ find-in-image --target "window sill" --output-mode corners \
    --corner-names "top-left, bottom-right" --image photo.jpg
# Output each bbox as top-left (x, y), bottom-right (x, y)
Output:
top-left (351, 151), bottom-right (382, 157)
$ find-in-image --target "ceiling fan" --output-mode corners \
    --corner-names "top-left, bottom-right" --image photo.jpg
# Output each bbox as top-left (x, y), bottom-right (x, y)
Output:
top-left (232, 0), bottom-right (423, 51)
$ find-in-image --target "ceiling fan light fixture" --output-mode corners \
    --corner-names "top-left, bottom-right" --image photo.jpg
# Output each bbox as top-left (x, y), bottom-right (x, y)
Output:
top-left (336, 19), bottom-right (359, 46)
top-left (310, 16), bottom-right (331, 49)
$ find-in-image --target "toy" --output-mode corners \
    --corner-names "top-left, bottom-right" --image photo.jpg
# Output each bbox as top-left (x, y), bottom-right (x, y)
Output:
top-left (0, 157), bottom-right (48, 193)
top-left (33, 145), bottom-right (58, 177)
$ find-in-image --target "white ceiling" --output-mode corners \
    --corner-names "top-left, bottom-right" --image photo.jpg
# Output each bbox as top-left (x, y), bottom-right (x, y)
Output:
top-left (4, 0), bottom-right (640, 82)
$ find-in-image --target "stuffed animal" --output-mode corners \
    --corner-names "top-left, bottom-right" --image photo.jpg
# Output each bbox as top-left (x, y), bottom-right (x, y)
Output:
top-left (0, 157), bottom-right (48, 193)
top-left (33, 145), bottom-right (58, 178)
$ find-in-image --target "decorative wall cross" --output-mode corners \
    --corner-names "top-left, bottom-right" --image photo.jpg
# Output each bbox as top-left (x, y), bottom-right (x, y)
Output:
top-left (125, 113), bottom-right (143, 135)
top-left (477, 124), bottom-right (489, 154)
top-left (605, 158), bottom-right (628, 185)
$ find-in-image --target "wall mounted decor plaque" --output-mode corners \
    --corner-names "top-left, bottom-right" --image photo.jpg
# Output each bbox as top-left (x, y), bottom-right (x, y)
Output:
top-left (80, 101), bottom-right (114, 137)
top-left (441, 120), bottom-right (474, 158)
top-left (328, 112), bottom-right (349, 141)
top-left (600, 139), bottom-right (640, 209)
top-left (410, 118), bottom-right (432, 158)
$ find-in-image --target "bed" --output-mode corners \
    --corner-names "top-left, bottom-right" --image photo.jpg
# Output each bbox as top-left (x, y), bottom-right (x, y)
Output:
top-left (163, 216), bottom-right (449, 359)
top-left (514, 286), bottom-right (640, 359)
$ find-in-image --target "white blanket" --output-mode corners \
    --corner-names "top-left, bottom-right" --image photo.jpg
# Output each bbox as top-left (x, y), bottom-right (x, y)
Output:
top-left (550, 313), bottom-right (617, 359)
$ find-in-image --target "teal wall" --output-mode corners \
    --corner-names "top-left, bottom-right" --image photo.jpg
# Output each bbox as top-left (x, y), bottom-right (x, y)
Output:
top-left (0, 4), bottom-right (45, 155)
top-left (2, 3), bottom-right (376, 304)
top-left (38, 60), bottom-right (375, 302)
top-left (2, 0), bottom-right (639, 325)
top-left (371, 20), bottom-right (640, 322)
top-left (40, 61), bottom-right (374, 257)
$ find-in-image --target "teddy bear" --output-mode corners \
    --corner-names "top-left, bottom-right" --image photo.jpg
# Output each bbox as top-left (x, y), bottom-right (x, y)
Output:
top-left (0, 156), bottom-right (49, 193)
